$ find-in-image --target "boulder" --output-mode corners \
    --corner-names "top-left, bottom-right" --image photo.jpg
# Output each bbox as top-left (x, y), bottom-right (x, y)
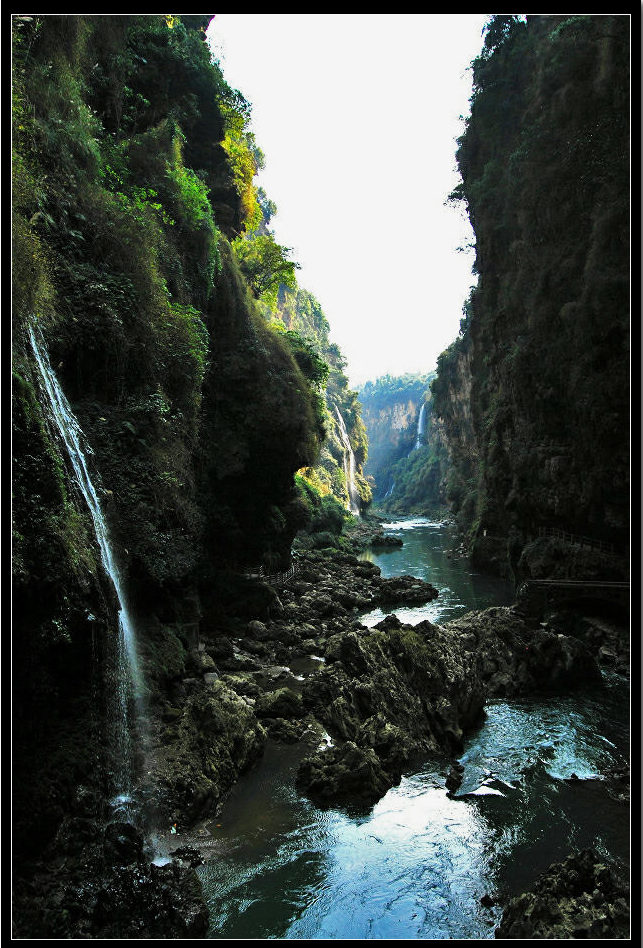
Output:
top-left (496, 849), bottom-right (629, 939)
top-left (103, 820), bottom-right (144, 865)
top-left (296, 741), bottom-right (392, 809)
top-left (255, 687), bottom-right (303, 719)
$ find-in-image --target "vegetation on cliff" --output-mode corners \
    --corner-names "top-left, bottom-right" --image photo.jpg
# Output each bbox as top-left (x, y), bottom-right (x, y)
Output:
top-left (359, 372), bottom-right (448, 514)
top-left (10, 13), bottom-right (355, 920)
top-left (432, 14), bottom-right (630, 574)
top-left (272, 286), bottom-right (373, 524)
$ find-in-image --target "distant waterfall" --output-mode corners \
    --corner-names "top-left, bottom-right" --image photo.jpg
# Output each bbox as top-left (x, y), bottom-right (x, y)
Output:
top-left (412, 402), bottom-right (427, 453)
top-left (383, 480), bottom-right (395, 500)
top-left (334, 406), bottom-right (361, 516)
top-left (29, 323), bottom-right (145, 807)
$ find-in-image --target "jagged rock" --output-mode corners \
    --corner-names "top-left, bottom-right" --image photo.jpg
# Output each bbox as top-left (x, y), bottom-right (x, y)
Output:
top-left (103, 820), bottom-right (144, 866)
top-left (375, 574), bottom-right (439, 605)
top-left (153, 680), bottom-right (267, 822)
top-left (296, 741), bottom-right (392, 809)
top-left (246, 619), bottom-right (270, 640)
top-left (298, 617), bottom-right (485, 806)
top-left (91, 861), bottom-right (209, 938)
top-left (495, 849), bottom-right (629, 939)
top-left (369, 533), bottom-right (404, 548)
top-left (255, 687), bottom-right (303, 719)
top-left (266, 717), bottom-right (307, 743)
top-left (445, 761), bottom-right (465, 795)
top-left (207, 636), bottom-right (234, 660)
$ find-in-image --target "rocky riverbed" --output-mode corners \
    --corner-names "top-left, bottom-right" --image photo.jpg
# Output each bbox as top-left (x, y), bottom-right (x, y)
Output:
top-left (145, 544), bottom-right (627, 834)
top-left (15, 540), bottom-right (629, 938)
top-left (495, 848), bottom-right (630, 939)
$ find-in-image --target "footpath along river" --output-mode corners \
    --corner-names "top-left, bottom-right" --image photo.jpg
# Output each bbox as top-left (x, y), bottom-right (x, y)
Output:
top-left (196, 518), bottom-right (630, 939)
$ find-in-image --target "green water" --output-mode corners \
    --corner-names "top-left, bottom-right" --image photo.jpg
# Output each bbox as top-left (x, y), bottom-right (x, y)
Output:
top-left (196, 518), bottom-right (629, 939)
top-left (359, 517), bottom-right (515, 626)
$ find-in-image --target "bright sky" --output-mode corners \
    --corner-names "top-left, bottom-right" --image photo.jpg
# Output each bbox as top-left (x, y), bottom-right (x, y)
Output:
top-left (207, 14), bottom-right (490, 387)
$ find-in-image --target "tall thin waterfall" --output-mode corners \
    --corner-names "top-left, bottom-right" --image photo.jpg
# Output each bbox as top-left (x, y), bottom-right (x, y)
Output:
top-left (29, 324), bottom-right (145, 806)
top-left (412, 402), bottom-right (427, 453)
top-left (334, 406), bottom-right (361, 516)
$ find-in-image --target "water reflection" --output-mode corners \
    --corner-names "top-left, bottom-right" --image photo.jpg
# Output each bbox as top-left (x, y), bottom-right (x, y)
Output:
top-left (201, 758), bottom-right (503, 940)
top-left (360, 518), bottom-right (514, 626)
top-left (201, 680), bottom-right (629, 939)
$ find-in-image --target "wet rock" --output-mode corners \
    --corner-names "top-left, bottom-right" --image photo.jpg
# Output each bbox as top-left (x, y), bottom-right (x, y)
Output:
top-left (375, 574), bottom-right (439, 606)
top-left (207, 636), bottom-right (234, 660)
top-left (103, 820), bottom-right (144, 865)
top-left (369, 533), bottom-right (404, 548)
top-left (495, 849), bottom-right (629, 939)
top-left (445, 761), bottom-right (465, 795)
top-left (255, 687), bottom-right (303, 719)
top-left (296, 741), bottom-right (392, 809)
top-left (171, 845), bottom-right (204, 868)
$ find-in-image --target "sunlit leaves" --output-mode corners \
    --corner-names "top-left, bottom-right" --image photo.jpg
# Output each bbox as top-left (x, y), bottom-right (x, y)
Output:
top-left (233, 232), bottom-right (299, 307)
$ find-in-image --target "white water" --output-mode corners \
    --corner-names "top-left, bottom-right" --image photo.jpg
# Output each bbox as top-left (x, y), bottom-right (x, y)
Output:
top-left (334, 406), bottom-right (361, 516)
top-left (29, 323), bottom-right (145, 804)
top-left (412, 402), bottom-right (427, 452)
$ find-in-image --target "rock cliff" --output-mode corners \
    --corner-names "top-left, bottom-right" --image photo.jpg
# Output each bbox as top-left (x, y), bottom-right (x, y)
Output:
top-left (431, 14), bottom-right (630, 576)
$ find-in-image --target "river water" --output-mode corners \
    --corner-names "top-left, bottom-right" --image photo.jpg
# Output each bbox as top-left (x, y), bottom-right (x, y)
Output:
top-left (198, 518), bottom-right (629, 939)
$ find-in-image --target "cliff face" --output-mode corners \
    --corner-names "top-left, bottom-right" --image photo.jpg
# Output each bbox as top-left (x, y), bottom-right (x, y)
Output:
top-left (365, 399), bottom-right (419, 490)
top-left (12, 13), bottom-right (324, 897)
top-left (359, 374), bottom-right (449, 514)
top-left (432, 14), bottom-right (630, 575)
top-left (359, 376), bottom-right (431, 499)
top-left (271, 287), bottom-right (372, 516)
top-left (431, 334), bottom-right (479, 529)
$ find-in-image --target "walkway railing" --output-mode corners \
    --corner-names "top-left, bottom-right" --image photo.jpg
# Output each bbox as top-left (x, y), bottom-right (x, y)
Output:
top-left (537, 526), bottom-right (615, 555)
top-left (242, 562), bottom-right (298, 586)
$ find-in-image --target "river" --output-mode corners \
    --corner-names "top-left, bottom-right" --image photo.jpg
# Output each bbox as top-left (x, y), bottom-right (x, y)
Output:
top-left (197, 517), bottom-right (629, 939)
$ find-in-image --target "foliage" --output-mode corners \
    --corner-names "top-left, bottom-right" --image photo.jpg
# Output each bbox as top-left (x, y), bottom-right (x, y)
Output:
top-left (218, 86), bottom-right (264, 230)
top-left (12, 11), bottom-right (333, 586)
top-left (293, 471), bottom-right (353, 551)
top-left (233, 232), bottom-right (299, 308)
top-left (165, 133), bottom-right (213, 228)
top-left (359, 371), bottom-right (448, 513)
top-left (359, 372), bottom-right (435, 413)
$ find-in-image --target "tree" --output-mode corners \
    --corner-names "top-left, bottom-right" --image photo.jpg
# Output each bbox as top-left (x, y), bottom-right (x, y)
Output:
top-left (233, 232), bottom-right (299, 307)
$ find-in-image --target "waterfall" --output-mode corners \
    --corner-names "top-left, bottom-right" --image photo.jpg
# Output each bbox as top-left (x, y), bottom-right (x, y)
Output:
top-left (28, 323), bottom-right (145, 807)
top-left (412, 402), bottom-right (427, 453)
top-left (334, 406), bottom-right (361, 516)
top-left (383, 480), bottom-right (395, 500)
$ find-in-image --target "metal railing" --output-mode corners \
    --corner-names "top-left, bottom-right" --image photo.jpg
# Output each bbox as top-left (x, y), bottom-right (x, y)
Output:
top-left (242, 562), bottom-right (298, 586)
top-left (537, 526), bottom-right (615, 555)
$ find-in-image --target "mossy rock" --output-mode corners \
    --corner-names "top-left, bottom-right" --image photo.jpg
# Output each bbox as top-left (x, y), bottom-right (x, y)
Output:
top-left (255, 687), bottom-right (303, 719)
